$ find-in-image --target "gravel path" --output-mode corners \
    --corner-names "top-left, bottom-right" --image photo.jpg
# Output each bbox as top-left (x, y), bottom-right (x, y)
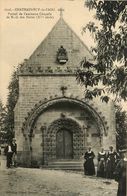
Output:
top-left (0, 155), bottom-right (118, 196)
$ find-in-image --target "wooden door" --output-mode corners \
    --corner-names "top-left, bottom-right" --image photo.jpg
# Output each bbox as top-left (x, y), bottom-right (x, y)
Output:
top-left (56, 129), bottom-right (73, 159)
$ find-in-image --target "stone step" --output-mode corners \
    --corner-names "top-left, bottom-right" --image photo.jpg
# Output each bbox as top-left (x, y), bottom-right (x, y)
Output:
top-left (48, 162), bottom-right (83, 166)
top-left (46, 160), bottom-right (84, 170)
top-left (47, 167), bottom-right (83, 170)
top-left (44, 165), bottom-right (83, 170)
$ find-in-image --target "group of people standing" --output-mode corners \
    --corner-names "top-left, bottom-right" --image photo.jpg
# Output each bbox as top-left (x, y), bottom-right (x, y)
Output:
top-left (84, 146), bottom-right (120, 178)
top-left (97, 146), bottom-right (120, 179)
top-left (84, 146), bottom-right (126, 196)
top-left (4, 138), bottom-right (17, 168)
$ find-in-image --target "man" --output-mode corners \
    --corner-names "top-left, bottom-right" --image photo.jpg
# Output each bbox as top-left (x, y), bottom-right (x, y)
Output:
top-left (11, 138), bottom-right (17, 167)
top-left (114, 149), bottom-right (127, 196)
top-left (4, 141), bottom-right (13, 168)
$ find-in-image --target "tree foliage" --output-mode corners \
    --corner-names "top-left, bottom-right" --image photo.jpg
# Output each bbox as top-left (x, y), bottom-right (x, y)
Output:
top-left (115, 105), bottom-right (127, 150)
top-left (0, 100), bottom-right (7, 144)
top-left (76, 0), bottom-right (127, 102)
top-left (4, 70), bottom-right (19, 141)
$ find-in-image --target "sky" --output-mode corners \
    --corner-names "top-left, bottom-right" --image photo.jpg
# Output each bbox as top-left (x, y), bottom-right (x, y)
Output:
top-left (0, 0), bottom-right (97, 105)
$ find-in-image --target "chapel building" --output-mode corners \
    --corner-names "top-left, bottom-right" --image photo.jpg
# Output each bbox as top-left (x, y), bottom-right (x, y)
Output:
top-left (15, 12), bottom-right (116, 168)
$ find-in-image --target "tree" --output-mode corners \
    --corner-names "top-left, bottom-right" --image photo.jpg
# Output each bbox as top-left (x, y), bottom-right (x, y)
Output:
top-left (76, 0), bottom-right (127, 102)
top-left (4, 69), bottom-right (19, 141)
top-left (115, 105), bottom-right (127, 150)
top-left (0, 100), bottom-right (7, 144)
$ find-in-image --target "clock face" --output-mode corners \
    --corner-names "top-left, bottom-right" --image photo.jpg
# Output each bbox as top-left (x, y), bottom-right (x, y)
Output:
top-left (57, 46), bottom-right (68, 64)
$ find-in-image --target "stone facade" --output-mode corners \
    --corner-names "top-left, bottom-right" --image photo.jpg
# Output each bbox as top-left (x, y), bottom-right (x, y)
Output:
top-left (14, 16), bottom-right (116, 167)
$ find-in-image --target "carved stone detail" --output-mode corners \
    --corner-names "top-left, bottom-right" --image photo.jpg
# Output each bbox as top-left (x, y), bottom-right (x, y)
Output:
top-left (21, 97), bottom-right (107, 139)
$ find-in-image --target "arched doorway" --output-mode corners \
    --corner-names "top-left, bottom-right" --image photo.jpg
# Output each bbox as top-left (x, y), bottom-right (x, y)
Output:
top-left (56, 128), bottom-right (73, 159)
top-left (47, 118), bottom-right (83, 161)
top-left (22, 97), bottom-right (107, 165)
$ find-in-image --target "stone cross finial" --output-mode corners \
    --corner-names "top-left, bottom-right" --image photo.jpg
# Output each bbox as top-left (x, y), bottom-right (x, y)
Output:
top-left (58, 8), bottom-right (64, 18)
top-left (60, 86), bottom-right (67, 96)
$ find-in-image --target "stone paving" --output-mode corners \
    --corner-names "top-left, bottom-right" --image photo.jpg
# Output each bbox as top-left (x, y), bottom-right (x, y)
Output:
top-left (0, 154), bottom-right (118, 196)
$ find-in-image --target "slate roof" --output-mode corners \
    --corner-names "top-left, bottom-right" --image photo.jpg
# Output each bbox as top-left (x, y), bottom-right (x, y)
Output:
top-left (19, 16), bottom-right (94, 75)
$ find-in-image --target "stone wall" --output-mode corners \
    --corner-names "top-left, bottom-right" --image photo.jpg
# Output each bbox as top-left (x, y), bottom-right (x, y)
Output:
top-left (14, 75), bottom-right (116, 166)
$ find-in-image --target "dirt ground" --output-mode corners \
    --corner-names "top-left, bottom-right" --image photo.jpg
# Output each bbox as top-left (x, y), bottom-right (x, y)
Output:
top-left (0, 155), bottom-right (118, 196)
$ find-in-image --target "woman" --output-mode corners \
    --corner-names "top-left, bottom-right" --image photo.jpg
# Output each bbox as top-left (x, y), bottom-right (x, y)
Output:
top-left (97, 148), bottom-right (106, 178)
top-left (84, 147), bottom-right (95, 176)
top-left (106, 146), bottom-right (117, 179)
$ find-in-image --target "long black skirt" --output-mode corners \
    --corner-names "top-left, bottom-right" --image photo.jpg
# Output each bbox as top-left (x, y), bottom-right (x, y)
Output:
top-left (97, 161), bottom-right (106, 178)
top-left (84, 159), bottom-right (95, 176)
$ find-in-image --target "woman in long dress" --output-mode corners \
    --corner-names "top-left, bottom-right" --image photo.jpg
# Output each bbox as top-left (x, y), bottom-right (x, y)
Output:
top-left (106, 146), bottom-right (117, 179)
top-left (84, 147), bottom-right (95, 176)
top-left (97, 148), bottom-right (106, 178)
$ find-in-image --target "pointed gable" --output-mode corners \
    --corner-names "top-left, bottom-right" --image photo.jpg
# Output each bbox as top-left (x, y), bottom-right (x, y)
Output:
top-left (19, 17), bottom-right (94, 75)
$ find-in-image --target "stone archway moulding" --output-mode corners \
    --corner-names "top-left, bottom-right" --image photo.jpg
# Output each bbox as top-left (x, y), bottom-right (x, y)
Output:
top-left (21, 96), bottom-right (107, 138)
top-left (47, 117), bottom-right (82, 134)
